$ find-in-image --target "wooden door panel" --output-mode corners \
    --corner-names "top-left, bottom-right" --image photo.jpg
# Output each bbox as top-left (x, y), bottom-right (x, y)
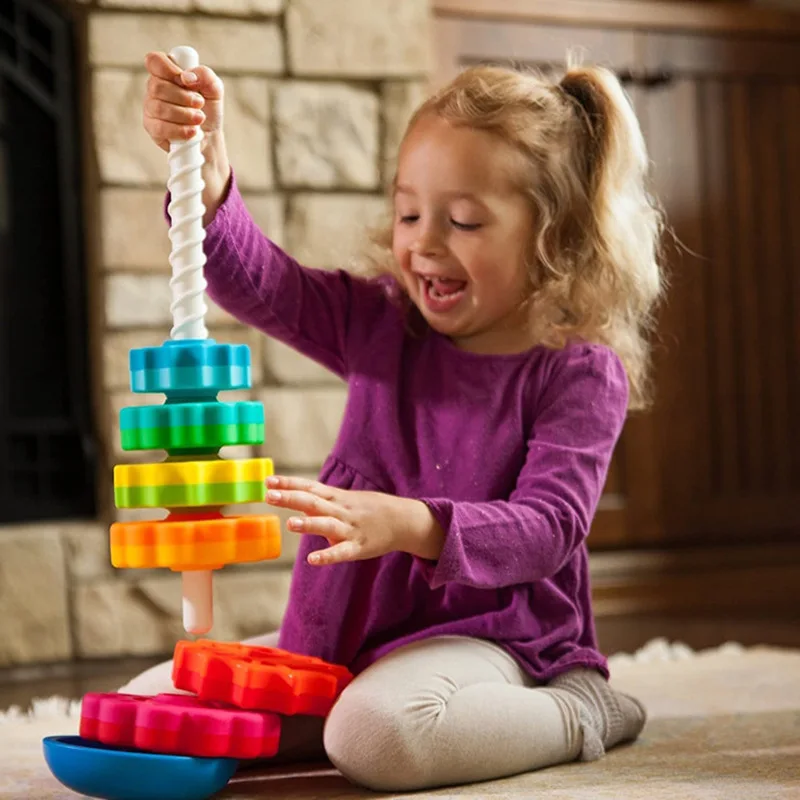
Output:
top-left (644, 77), bottom-right (710, 532)
top-left (643, 33), bottom-right (800, 543)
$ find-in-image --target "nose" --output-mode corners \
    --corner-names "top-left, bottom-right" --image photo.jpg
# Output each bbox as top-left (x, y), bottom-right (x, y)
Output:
top-left (410, 221), bottom-right (446, 258)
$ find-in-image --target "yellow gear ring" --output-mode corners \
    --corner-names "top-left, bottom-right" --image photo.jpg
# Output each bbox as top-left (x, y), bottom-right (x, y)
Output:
top-left (113, 458), bottom-right (273, 508)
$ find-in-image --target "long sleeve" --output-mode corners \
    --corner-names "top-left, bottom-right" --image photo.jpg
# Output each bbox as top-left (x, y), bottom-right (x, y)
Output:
top-left (188, 172), bottom-right (391, 379)
top-left (418, 344), bottom-right (629, 591)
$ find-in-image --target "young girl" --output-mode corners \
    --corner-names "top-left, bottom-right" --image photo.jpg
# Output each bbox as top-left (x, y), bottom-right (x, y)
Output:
top-left (128, 52), bottom-right (664, 791)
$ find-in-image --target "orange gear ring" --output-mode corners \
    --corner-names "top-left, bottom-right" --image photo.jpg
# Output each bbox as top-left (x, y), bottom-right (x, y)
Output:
top-left (110, 515), bottom-right (281, 571)
top-left (172, 640), bottom-right (353, 716)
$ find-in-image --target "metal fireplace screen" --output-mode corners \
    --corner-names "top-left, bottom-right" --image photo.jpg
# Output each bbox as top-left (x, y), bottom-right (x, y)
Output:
top-left (0, 0), bottom-right (97, 522)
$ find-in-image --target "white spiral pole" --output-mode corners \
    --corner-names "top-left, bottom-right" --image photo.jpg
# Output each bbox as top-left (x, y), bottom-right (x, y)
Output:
top-left (167, 45), bottom-right (213, 635)
top-left (167, 45), bottom-right (208, 342)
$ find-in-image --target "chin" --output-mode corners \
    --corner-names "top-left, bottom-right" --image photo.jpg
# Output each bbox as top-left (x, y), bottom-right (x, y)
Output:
top-left (417, 309), bottom-right (471, 339)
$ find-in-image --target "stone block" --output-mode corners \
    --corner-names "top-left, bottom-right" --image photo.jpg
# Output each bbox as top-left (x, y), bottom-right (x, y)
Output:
top-left (103, 326), bottom-right (263, 391)
top-left (382, 80), bottom-right (429, 184)
top-left (73, 568), bottom-right (292, 657)
top-left (274, 82), bottom-right (379, 190)
top-left (101, 188), bottom-right (170, 269)
top-left (259, 386), bottom-right (347, 470)
top-left (99, 0), bottom-right (190, 10)
top-left (286, 0), bottom-right (431, 77)
top-left (104, 274), bottom-right (238, 329)
top-left (194, 0), bottom-right (285, 12)
top-left (99, 0), bottom-right (284, 12)
top-left (93, 70), bottom-right (168, 186)
top-left (0, 526), bottom-right (71, 666)
top-left (285, 193), bottom-right (388, 269)
top-left (262, 336), bottom-right (344, 385)
top-left (89, 14), bottom-right (283, 73)
top-left (61, 521), bottom-right (113, 582)
top-left (223, 76), bottom-right (272, 191)
top-left (73, 580), bottom-right (184, 659)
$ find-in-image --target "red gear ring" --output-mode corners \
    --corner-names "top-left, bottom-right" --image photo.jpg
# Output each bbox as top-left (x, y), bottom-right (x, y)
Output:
top-left (172, 640), bottom-right (353, 716)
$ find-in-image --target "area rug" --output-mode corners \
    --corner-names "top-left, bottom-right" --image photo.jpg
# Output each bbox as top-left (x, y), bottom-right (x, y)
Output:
top-left (2, 639), bottom-right (799, 799)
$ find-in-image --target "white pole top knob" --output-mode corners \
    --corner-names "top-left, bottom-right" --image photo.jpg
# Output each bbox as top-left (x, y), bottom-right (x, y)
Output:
top-left (169, 46), bottom-right (200, 71)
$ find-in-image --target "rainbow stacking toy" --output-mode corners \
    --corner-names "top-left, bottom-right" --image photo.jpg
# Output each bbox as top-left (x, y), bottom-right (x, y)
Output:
top-left (110, 41), bottom-right (281, 636)
top-left (42, 46), bottom-right (353, 800)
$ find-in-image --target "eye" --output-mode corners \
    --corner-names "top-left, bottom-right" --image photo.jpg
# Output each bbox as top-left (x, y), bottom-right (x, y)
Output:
top-left (398, 214), bottom-right (419, 224)
top-left (451, 219), bottom-right (481, 231)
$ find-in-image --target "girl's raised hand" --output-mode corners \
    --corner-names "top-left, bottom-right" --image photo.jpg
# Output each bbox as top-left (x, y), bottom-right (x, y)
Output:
top-left (142, 51), bottom-right (224, 153)
top-left (265, 476), bottom-right (444, 565)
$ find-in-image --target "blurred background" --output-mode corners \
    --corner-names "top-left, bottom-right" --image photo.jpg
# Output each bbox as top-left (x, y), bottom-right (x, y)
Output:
top-left (0, 0), bottom-right (798, 709)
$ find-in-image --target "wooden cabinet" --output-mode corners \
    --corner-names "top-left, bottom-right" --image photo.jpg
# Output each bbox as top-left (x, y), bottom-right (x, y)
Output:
top-left (432, 2), bottom-right (800, 552)
top-left (639, 32), bottom-right (800, 550)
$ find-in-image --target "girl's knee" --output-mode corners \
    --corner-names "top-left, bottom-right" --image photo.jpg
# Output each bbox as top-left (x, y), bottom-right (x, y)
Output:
top-left (117, 657), bottom-right (184, 696)
top-left (323, 686), bottom-right (434, 792)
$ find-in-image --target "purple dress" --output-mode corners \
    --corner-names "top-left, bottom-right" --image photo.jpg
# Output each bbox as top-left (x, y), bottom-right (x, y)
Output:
top-left (197, 174), bottom-right (629, 682)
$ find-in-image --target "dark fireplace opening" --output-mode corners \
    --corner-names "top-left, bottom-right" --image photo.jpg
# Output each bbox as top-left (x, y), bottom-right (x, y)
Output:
top-left (0, 0), bottom-right (97, 523)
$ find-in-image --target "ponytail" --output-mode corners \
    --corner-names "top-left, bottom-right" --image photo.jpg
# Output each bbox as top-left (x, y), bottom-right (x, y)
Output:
top-left (551, 63), bottom-right (665, 408)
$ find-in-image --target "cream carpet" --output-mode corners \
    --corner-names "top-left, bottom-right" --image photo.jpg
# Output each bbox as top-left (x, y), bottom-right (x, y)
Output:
top-left (2, 639), bottom-right (799, 799)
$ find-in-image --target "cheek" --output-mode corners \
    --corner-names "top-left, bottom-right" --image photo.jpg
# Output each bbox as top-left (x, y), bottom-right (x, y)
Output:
top-left (454, 240), bottom-right (496, 281)
top-left (463, 241), bottom-right (529, 302)
top-left (391, 227), bottom-right (410, 267)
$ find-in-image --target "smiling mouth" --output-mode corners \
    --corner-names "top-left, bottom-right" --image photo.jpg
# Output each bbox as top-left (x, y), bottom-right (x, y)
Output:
top-left (417, 275), bottom-right (468, 313)
top-left (418, 275), bottom-right (467, 297)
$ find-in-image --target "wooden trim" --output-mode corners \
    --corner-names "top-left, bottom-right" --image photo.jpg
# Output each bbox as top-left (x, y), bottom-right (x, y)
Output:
top-left (434, 17), bottom-right (637, 68)
top-left (643, 30), bottom-right (800, 77)
top-left (589, 543), bottom-right (800, 616)
top-left (432, 0), bottom-right (800, 37)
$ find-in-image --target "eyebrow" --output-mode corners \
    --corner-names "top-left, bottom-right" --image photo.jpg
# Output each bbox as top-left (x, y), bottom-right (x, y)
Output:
top-left (393, 183), bottom-right (483, 203)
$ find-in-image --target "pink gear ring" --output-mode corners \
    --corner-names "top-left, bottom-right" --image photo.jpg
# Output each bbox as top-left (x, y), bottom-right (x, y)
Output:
top-left (79, 692), bottom-right (281, 759)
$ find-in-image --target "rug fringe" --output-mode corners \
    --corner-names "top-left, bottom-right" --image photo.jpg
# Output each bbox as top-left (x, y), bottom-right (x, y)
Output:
top-left (608, 637), bottom-right (745, 667)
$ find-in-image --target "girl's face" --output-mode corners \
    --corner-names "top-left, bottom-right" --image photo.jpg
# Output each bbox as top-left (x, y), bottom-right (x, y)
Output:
top-left (392, 115), bottom-right (535, 354)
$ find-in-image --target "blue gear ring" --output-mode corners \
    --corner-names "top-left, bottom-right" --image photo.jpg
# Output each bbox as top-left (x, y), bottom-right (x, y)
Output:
top-left (130, 340), bottom-right (251, 399)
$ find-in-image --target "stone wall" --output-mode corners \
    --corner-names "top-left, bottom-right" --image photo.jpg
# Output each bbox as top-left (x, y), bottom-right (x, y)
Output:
top-left (0, 0), bottom-right (431, 668)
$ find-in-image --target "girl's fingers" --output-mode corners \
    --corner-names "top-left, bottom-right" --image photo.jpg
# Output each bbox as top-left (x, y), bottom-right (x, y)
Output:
top-left (144, 97), bottom-right (205, 127)
top-left (266, 488), bottom-right (340, 518)
top-left (145, 52), bottom-right (223, 101)
top-left (267, 475), bottom-right (337, 502)
top-left (308, 540), bottom-right (361, 566)
top-left (142, 115), bottom-right (198, 147)
top-left (144, 51), bottom-right (183, 82)
top-left (287, 515), bottom-right (349, 541)
top-left (147, 75), bottom-right (205, 109)
top-left (186, 65), bottom-right (224, 101)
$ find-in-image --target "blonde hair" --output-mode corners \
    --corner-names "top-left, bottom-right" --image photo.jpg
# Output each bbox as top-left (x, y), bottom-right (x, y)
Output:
top-left (365, 61), bottom-right (665, 410)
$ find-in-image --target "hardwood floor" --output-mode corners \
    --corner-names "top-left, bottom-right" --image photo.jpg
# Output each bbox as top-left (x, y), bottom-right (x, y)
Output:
top-left (0, 657), bottom-right (161, 713)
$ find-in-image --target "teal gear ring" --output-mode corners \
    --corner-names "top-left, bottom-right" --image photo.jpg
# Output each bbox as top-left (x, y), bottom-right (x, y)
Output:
top-left (129, 340), bottom-right (251, 400)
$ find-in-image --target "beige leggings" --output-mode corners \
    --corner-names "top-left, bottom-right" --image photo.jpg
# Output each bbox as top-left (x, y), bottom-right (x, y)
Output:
top-left (120, 633), bottom-right (642, 792)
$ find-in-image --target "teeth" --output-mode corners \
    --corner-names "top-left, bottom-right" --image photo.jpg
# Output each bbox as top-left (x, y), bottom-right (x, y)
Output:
top-left (425, 278), bottom-right (463, 300)
top-left (425, 278), bottom-right (443, 298)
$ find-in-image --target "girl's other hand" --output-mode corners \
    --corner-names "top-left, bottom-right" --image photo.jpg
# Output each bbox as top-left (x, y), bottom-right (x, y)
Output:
top-left (265, 476), bottom-right (444, 566)
top-left (142, 50), bottom-right (224, 153)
